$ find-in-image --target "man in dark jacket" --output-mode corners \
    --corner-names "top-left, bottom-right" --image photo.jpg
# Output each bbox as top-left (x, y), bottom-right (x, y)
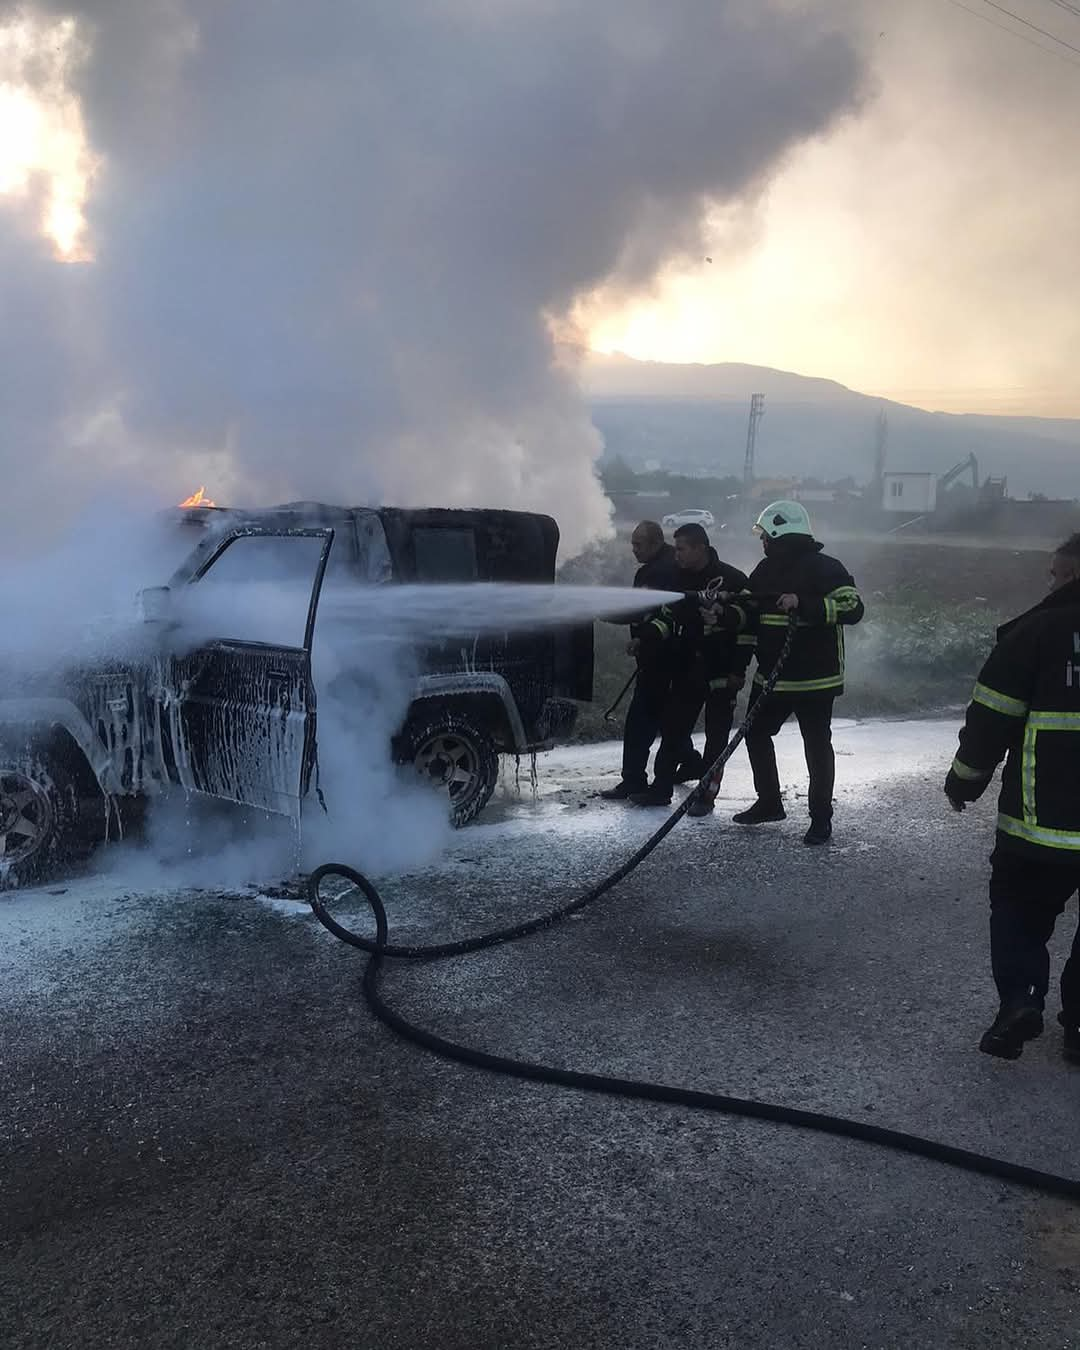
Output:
top-left (600, 521), bottom-right (702, 800)
top-left (724, 501), bottom-right (863, 845)
top-left (944, 532), bottom-right (1080, 1062)
top-left (628, 522), bottom-right (749, 808)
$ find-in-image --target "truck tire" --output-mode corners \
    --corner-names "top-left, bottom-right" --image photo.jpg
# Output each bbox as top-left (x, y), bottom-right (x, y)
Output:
top-left (0, 747), bottom-right (82, 889)
top-left (401, 712), bottom-right (499, 827)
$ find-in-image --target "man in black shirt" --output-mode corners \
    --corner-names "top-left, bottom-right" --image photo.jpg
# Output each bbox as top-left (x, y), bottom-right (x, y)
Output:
top-left (600, 521), bottom-right (702, 800)
top-left (629, 523), bottom-right (749, 809)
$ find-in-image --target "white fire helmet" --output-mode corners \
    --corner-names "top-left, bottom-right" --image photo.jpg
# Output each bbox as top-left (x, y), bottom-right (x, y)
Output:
top-left (753, 500), bottom-right (812, 539)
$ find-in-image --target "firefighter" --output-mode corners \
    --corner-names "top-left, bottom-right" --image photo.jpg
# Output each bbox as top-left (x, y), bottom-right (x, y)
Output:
top-left (628, 522), bottom-right (749, 808)
top-left (944, 532), bottom-right (1080, 1063)
top-left (726, 501), bottom-right (864, 845)
top-left (600, 521), bottom-right (702, 800)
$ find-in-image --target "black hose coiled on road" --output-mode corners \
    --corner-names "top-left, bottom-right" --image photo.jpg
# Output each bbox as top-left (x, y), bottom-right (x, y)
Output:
top-left (312, 622), bottom-right (794, 962)
top-left (308, 619), bottom-right (1080, 1204)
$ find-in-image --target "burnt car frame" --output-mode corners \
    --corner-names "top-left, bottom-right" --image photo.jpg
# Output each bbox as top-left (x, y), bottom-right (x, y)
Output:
top-left (0, 505), bottom-right (593, 886)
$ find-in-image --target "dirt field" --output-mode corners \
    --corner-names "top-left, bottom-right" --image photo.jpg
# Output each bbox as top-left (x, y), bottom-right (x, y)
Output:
top-left (837, 535), bottom-right (1047, 613)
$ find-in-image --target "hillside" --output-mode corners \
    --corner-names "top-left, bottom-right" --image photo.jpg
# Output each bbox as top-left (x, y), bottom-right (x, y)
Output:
top-left (582, 353), bottom-right (1080, 498)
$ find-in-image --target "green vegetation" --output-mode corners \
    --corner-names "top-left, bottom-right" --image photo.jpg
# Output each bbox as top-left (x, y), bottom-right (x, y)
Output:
top-left (842, 602), bottom-right (1003, 718)
top-left (599, 457), bottom-right (743, 510)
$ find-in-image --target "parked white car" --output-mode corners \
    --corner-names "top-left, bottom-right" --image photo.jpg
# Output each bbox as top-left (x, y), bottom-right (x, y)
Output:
top-left (662, 508), bottom-right (716, 530)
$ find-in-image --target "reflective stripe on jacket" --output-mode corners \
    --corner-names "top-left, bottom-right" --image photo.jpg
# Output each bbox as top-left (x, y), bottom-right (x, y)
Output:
top-left (953, 579), bottom-right (1080, 862)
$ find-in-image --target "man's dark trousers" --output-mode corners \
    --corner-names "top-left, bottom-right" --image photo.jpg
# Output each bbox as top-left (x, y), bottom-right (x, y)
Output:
top-left (989, 849), bottom-right (1080, 1019)
top-left (744, 689), bottom-right (836, 821)
top-left (622, 660), bottom-right (698, 790)
top-left (652, 663), bottom-right (735, 791)
top-left (620, 664), bottom-right (671, 790)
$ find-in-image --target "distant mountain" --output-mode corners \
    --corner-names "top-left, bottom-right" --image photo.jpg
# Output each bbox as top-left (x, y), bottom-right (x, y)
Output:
top-left (582, 353), bottom-right (1080, 498)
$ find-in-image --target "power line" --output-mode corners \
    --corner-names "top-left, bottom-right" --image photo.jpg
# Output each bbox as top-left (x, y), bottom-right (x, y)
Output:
top-left (941, 0), bottom-right (1080, 66)
top-left (978, 0), bottom-right (1080, 55)
top-left (1041, 0), bottom-right (1080, 23)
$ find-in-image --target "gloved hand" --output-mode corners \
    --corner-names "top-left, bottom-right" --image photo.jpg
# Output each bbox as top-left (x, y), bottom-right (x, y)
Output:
top-left (944, 768), bottom-right (984, 812)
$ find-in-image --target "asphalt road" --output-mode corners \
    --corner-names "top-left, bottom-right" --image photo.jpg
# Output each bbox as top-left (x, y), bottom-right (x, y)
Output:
top-left (3, 721), bottom-right (1079, 1349)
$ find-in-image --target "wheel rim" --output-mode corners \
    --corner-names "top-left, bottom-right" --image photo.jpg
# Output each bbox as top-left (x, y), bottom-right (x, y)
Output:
top-left (0, 770), bottom-right (54, 865)
top-left (413, 733), bottom-right (481, 804)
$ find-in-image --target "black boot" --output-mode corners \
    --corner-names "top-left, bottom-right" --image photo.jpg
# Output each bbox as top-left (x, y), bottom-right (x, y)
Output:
top-left (979, 1003), bottom-right (1044, 1060)
top-left (673, 753), bottom-right (705, 785)
top-left (628, 785), bottom-right (673, 807)
top-left (803, 819), bottom-right (832, 847)
top-left (732, 800), bottom-right (786, 825)
top-left (1059, 1012), bottom-right (1080, 1065)
top-left (599, 781), bottom-right (643, 801)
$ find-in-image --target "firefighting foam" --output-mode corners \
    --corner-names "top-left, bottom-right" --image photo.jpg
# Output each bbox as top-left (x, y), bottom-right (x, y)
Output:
top-left (172, 582), bottom-right (681, 651)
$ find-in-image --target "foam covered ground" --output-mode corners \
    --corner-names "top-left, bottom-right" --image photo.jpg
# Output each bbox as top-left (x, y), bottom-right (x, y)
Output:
top-left (3, 720), bottom-right (1079, 1349)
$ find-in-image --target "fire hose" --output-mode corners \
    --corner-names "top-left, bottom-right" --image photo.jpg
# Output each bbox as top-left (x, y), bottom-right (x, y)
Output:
top-left (308, 615), bottom-right (1080, 1205)
top-left (602, 669), bottom-right (637, 722)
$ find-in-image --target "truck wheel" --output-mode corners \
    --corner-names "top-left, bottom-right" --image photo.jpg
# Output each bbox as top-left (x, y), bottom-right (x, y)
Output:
top-left (403, 713), bottom-right (499, 827)
top-left (0, 749), bottom-right (80, 889)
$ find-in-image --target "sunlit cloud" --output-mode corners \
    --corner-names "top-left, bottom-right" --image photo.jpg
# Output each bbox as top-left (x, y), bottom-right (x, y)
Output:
top-left (584, 0), bottom-right (1080, 419)
top-left (0, 12), bottom-right (96, 259)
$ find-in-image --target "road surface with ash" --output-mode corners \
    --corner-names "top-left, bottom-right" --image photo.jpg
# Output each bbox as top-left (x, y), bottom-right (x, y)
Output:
top-left (2, 721), bottom-right (1079, 1349)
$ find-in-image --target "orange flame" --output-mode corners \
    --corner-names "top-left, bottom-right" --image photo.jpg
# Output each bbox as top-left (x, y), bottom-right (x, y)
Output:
top-left (178, 486), bottom-right (216, 509)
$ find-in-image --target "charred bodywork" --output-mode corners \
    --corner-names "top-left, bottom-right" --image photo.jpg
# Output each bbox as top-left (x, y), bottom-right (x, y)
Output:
top-left (0, 506), bottom-right (592, 883)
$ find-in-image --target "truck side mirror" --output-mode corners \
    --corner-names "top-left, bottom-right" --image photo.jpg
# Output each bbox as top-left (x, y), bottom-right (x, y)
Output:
top-left (139, 586), bottom-right (172, 622)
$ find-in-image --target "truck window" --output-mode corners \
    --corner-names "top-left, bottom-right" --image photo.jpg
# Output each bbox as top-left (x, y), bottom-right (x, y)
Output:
top-left (182, 533), bottom-right (327, 648)
top-left (197, 534), bottom-right (327, 585)
top-left (413, 527), bottom-right (477, 582)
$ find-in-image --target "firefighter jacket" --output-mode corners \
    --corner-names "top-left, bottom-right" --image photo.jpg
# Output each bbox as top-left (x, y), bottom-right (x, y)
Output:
top-left (948, 578), bottom-right (1080, 863)
top-left (643, 549), bottom-right (750, 688)
top-left (727, 535), bottom-right (864, 696)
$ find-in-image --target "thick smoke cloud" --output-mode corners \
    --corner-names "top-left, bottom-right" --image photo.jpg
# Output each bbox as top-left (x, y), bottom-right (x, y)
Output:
top-left (1, 1), bottom-right (866, 551)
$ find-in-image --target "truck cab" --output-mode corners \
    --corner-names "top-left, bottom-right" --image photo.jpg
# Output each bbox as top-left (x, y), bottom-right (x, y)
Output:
top-left (0, 505), bottom-right (593, 886)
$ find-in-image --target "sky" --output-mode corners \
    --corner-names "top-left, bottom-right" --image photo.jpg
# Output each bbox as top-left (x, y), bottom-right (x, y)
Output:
top-left (587, 0), bottom-right (1080, 418)
top-left (0, 0), bottom-right (1075, 553)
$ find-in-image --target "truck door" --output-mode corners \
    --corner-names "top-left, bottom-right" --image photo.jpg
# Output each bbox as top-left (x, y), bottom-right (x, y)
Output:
top-left (162, 527), bottom-right (333, 819)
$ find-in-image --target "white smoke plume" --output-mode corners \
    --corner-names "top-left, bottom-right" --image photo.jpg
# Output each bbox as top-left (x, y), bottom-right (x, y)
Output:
top-left (0, 0), bottom-right (868, 554)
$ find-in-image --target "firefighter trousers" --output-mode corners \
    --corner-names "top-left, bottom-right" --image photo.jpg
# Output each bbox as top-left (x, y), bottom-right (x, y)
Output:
top-left (989, 848), bottom-right (1080, 1022)
top-left (744, 689), bottom-right (836, 822)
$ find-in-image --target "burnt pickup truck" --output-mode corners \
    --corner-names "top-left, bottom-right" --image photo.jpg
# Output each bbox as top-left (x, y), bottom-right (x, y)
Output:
top-left (0, 504), bottom-right (593, 887)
